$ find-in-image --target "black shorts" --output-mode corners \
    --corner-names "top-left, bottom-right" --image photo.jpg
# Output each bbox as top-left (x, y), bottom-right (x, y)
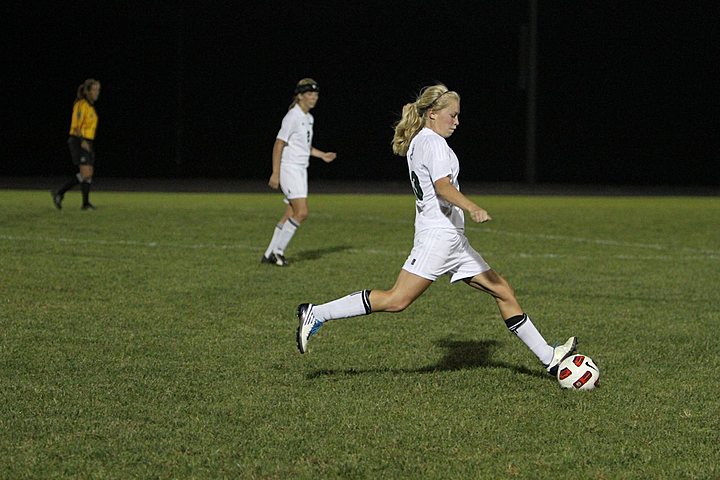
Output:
top-left (68, 136), bottom-right (96, 166)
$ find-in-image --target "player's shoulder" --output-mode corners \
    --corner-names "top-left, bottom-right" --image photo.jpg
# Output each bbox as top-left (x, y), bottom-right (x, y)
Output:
top-left (74, 99), bottom-right (90, 114)
top-left (281, 106), bottom-right (301, 124)
top-left (414, 129), bottom-right (447, 149)
top-left (80, 99), bottom-right (96, 111)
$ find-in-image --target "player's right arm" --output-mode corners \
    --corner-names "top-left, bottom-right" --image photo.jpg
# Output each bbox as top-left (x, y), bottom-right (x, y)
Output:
top-left (268, 139), bottom-right (286, 189)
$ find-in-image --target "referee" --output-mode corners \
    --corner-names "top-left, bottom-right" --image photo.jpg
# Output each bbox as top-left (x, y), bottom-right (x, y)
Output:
top-left (52, 78), bottom-right (101, 210)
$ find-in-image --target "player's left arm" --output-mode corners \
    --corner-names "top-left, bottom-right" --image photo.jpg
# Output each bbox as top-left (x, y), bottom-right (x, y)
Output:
top-left (434, 176), bottom-right (491, 223)
top-left (70, 103), bottom-right (86, 144)
top-left (311, 147), bottom-right (337, 163)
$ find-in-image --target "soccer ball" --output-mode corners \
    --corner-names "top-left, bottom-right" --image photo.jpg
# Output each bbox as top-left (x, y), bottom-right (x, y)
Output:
top-left (557, 354), bottom-right (600, 390)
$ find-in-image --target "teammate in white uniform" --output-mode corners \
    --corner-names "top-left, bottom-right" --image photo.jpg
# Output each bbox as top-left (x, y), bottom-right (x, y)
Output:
top-left (261, 78), bottom-right (337, 266)
top-left (296, 84), bottom-right (577, 378)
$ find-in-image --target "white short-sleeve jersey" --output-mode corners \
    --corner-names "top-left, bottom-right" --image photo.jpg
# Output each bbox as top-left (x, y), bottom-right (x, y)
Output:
top-left (406, 128), bottom-right (465, 233)
top-left (276, 104), bottom-right (314, 168)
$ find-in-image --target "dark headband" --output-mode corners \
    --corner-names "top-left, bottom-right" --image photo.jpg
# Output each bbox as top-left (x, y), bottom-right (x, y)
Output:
top-left (295, 83), bottom-right (320, 94)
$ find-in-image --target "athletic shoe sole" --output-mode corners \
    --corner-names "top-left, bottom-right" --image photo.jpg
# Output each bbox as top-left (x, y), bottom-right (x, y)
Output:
top-left (296, 303), bottom-right (317, 354)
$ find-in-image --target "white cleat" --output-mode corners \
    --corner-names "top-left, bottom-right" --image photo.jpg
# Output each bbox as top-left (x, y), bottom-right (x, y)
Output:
top-left (546, 336), bottom-right (578, 376)
top-left (296, 303), bottom-right (323, 354)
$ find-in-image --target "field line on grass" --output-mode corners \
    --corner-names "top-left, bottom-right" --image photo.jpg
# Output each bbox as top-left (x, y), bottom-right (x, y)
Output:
top-left (1, 233), bottom-right (717, 261)
top-left (0, 234), bottom-right (258, 251)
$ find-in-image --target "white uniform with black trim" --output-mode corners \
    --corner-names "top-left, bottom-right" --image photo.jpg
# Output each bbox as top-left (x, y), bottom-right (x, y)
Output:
top-left (277, 104), bottom-right (313, 200)
top-left (402, 128), bottom-right (491, 282)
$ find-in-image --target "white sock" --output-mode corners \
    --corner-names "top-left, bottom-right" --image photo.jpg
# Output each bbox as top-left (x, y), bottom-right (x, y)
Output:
top-left (505, 314), bottom-right (553, 365)
top-left (264, 224), bottom-right (284, 258)
top-left (273, 218), bottom-right (299, 255)
top-left (313, 290), bottom-right (371, 321)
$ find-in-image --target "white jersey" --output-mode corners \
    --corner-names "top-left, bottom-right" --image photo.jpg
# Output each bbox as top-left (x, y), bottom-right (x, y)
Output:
top-left (406, 128), bottom-right (465, 233)
top-left (276, 104), bottom-right (314, 168)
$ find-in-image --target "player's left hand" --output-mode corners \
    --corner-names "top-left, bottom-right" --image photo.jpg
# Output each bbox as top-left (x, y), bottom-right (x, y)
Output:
top-left (322, 152), bottom-right (337, 163)
top-left (469, 207), bottom-right (491, 223)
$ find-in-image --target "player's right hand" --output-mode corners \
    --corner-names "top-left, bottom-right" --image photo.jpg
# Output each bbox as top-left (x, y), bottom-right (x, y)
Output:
top-left (268, 173), bottom-right (280, 190)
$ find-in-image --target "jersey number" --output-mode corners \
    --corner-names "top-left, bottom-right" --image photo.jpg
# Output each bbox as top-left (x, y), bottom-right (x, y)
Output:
top-left (410, 171), bottom-right (423, 201)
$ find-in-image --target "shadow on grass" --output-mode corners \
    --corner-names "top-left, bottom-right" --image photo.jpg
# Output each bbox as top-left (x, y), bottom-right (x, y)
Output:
top-left (293, 245), bottom-right (352, 262)
top-left (307, 338), bottom-right (550, 381)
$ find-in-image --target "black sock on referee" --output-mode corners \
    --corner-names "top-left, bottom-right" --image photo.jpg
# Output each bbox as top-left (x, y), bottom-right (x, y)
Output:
top-left (81, 182), bottom-right (91, 206)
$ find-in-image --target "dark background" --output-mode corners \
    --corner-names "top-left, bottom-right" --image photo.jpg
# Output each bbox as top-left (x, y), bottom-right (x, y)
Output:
top-left (2, 1), bottom-right (718, 186)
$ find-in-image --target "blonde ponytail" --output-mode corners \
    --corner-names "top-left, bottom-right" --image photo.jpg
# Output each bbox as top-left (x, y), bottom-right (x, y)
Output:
top-left (391, 84), bottom-right (459, 156)
top-left (391, 103), bottom-right (424, 156)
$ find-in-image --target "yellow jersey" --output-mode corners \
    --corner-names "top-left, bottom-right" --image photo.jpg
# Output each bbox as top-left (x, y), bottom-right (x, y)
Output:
top-left (69, 99), bottom-right (98, 140)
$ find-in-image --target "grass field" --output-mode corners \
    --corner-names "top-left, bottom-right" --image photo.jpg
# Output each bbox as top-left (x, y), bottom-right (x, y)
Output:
top-left (1, 188), bottom-right (718, 479)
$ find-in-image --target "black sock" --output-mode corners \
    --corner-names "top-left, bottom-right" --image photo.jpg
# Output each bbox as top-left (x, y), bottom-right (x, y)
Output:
top-left (504, 313), bottom-right (528, 333)
top-left (57, 177), bottom-right (80, 196)
top-left (81, 182), bottom-right (91, 205)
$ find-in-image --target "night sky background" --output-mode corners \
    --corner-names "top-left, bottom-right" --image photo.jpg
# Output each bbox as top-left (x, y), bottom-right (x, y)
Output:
top-left (2, 1), bottom-right (718, 186)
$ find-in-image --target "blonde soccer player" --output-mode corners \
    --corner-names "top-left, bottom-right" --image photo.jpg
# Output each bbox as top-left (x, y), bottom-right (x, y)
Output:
top-left (296, 83), bottom-right (577, 377)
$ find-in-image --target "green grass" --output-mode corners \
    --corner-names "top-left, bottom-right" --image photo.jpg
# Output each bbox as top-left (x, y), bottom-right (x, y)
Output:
top-left (1, 189), bottom-right (718, 479)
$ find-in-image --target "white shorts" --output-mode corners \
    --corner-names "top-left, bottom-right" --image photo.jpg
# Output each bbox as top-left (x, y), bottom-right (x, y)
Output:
top-left (280, 164), bottom-right (308, 201)
top-left (402, 228), bottom-right (491, 283)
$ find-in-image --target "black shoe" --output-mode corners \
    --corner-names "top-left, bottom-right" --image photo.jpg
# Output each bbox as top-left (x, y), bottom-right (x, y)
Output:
top-left (260, 253), bottom-right (277, 264)
top-left (81, 203), bottom-right (96, 211)
top-left (274, 253), bottom-right (289, 267)
top-left (51, 191), bottom-right (63, 210)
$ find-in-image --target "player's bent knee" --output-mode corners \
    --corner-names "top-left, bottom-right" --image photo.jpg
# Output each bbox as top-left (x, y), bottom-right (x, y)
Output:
top-left (502, 281), bottom-right (516, 299)
top-left (493, 283), bottom-right (516, 301)
top-left (481, 280), bottom-right (515, 303)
